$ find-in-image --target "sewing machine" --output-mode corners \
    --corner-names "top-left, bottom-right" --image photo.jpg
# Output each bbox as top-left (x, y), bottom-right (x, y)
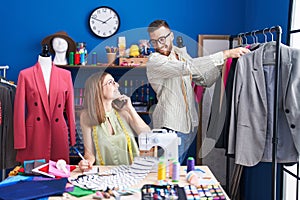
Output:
top-left (138, 129), bottom-right (181, 162)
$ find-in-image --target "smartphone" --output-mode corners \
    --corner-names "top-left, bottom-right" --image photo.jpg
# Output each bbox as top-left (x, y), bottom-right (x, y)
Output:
top-left (113, 99), bottom-right (127, 109)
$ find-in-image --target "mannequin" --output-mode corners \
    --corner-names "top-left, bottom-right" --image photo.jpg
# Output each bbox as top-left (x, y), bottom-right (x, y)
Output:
top-left (14, 44), bottom-right (76, 163)
top-left (52, 37), bottom-right (68, 65)
top-left (176, 36), bottom-right (185, 48)
top-left (38, 44), bottom-right (52, 95)
top-left (13, 33), bottom-right (76, 164)
top-left (41, 31), bottom-right (76, 66)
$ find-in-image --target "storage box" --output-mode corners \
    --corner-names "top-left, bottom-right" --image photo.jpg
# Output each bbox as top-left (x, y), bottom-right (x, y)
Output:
top-left (119, 57), bottom-right (148, 66)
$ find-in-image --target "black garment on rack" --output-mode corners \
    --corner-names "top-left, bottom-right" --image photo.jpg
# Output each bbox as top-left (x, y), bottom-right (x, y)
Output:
top-left (214, 58), bottom-right (238, 152)
top-left (208, 44), bottom-right (260, 152)
top-left (0, 81), bottom-right (17, 170)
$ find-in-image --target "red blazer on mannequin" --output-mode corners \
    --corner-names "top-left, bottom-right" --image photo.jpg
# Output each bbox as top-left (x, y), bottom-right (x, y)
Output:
top-left (14, 63), bottom-right (76, 163)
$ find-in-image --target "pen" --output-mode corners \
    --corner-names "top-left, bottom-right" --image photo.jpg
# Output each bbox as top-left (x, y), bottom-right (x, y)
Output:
top-left (73, 147), bottom-right (86, 160)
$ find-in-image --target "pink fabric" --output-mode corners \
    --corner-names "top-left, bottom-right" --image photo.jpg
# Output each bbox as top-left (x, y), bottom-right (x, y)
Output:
top-left (192, 82), bottom-right (204, 103)
top-left (223, 58), bottom-right (233, 86)
top-left (48, 160), bottom-right (71, 177)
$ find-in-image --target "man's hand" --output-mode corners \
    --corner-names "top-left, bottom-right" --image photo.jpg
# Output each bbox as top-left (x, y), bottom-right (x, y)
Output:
top-left (223, 47), bottom-right (250, 59)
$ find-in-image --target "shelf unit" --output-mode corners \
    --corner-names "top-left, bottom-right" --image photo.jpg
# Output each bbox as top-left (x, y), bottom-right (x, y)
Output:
top-left (57, 65), bottom-right (156, 115)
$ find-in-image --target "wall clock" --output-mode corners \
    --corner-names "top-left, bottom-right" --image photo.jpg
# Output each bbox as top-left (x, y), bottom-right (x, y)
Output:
top-left (88, 6), bottom-right (120, 38)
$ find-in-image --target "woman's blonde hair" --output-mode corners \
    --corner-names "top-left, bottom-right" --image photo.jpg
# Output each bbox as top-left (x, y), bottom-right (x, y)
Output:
top-left (82, 71), bottom-right (109, 126)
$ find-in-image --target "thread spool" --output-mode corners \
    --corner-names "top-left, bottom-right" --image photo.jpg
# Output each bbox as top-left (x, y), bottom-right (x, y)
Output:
top-left (92, 52), bottom-right (97, 66)
top-left (157, 161), bottom-right (166, 181)
top-left (80, 53), bottom-right (85, 65)
top-left (69, 52), bottom-right (74, 65)
top-left (186, 171), bottom-right (199, 186)
top-left (168, 158), bottom-right (175, 178)
top-left (74, 53), bottom-right (80, 65)
top-left (187, 157), bottom-right (195, 173)
top-left (172, 161), bottom-right (180, 182)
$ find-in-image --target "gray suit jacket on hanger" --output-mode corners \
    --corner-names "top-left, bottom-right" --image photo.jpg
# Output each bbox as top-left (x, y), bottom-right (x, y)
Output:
top-left (228, 42), bottom-right (300, 167)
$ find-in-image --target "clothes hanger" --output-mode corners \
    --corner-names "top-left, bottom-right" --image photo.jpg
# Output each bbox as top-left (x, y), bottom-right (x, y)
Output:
top-left (253, 30), bottom-right (259, 44)
top-left (263, 28), bottom-right (268, 43)
top-left (244, 33), bottom-right (248, 45)
top-left (234, 33), bottom-right (245, 47)
top-left (0, 78), bottom-right (16, 87)
top-left (268, 27), bottom-right (274, 42)
top-left (238, 33), bottom-right (243, 45)
top-left (0, 65), bottom-right (16, 87)
top-left (249, 30), bottom-right (261, 50)
top-left (250, 31), bottom-right (256, 44)
top-left (263, 28), bottom-right (277, 65)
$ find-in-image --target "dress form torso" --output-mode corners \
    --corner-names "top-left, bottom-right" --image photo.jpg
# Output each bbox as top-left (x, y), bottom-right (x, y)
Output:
top-left (38, 55), bottom-right (52, 95)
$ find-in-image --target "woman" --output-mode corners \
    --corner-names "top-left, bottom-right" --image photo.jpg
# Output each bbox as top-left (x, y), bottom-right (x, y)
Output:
top-left (78, 72), bottom-right (150, 171)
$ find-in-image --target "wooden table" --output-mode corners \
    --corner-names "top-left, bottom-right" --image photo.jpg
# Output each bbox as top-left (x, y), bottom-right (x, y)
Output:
top-left (50, 165), bottom-right (230, 199)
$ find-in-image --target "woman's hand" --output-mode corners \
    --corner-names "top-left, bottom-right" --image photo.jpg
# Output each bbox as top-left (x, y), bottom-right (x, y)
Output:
top-left (114, 94), bottom-right (134, 111)
top-left (78, 159), bottom-right (93, 172)
top-left (223, 47), bottom-right (250, 59)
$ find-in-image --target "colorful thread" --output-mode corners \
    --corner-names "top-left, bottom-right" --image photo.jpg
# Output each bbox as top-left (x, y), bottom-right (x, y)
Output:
top-left (92, 52), bottom-right (97, 66)
top-left (172, 161), bottom-right (180, 182)
top-left (69, 52), bottom-right (74, 65)
top-left (168, 158), bottom-right (175, 178)
top-left (187, 157), bottom-right (195, 173)
top-left (157, 161), bottom-right (166, 181)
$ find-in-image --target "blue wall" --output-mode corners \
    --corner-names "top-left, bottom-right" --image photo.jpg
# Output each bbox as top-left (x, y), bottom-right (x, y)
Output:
top-left (244, 0), bottom-right (290, 43)
top-left (0, 0), bottom-right (246, 83)
top-left (0, 0), bottom-right (290, 82)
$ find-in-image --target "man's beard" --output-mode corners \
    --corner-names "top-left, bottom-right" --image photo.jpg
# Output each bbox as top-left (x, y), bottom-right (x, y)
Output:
top-left (156, 44), bottom-right (171, 56)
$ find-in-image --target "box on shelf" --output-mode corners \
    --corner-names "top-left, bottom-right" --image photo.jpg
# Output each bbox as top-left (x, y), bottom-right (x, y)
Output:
top-left (119, 57), bottom-right (148, 67)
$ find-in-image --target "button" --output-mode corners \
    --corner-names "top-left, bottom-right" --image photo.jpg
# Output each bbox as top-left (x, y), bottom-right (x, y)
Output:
top-left (58, 104), bottom-right (61, 108)
top-left (37, 117), bottom-right (40, 121)
top-left (55, 118), bottom-right (59, 122)
top-left (291, 124), bottom-right (295, 129)
top-left (34, 102), bottom-right (38, 106)
top-left (285, 109), bottom-right (290, 113)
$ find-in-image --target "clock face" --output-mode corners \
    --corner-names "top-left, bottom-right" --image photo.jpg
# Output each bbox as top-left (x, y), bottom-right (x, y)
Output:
top-left (89, 6), bottom-right (120, 38)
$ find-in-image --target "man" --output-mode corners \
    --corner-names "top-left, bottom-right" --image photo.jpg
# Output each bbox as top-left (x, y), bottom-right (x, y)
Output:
top-left (146, 19), bottom-right (249, 164)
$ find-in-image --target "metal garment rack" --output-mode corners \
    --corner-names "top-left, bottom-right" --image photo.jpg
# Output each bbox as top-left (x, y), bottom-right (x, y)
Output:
top-left (0, 65), bottom-right (9, 181)
top-left (0, 65), bottom-right (9, 78)
top-left (228, 26), bottom-right (282, 200)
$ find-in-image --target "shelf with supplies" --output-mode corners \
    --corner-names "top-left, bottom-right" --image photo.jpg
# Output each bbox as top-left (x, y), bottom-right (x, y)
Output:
top-left (57, 65), bottom-right (157, 120)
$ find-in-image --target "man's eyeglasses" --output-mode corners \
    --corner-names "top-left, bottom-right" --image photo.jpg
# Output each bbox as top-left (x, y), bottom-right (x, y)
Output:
top-left (149, 32), bottom-right (171, 46)
top-left (103, 79), bottom-right (118, 87)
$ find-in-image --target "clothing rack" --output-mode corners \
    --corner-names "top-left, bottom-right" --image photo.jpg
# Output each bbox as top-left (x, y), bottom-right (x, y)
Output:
top-left (0, 65), bottom-right (9, 181)
top-left (229, 26), bottom-right (282, 200)
top-left (0, 65), bottom-right (9, 78)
